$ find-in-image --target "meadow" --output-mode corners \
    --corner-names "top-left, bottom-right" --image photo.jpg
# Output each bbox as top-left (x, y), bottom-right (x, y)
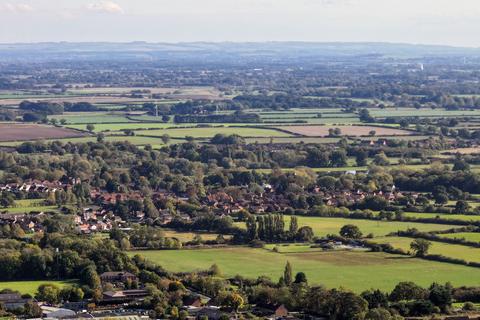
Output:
top-left (442, 232), bottom-right (480, 242)
top-left (129, 247), bottom-right (480, 292)
top-left (0, 280), bottom-right (75, 295)
top-left (373, 236), bottom-right (480, 264)
top-left (276, 216), bottom-right (459, 237)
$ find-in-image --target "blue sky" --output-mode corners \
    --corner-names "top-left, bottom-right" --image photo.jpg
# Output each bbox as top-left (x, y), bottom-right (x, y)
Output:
top-left (0, 0), bottom-right (478, 46)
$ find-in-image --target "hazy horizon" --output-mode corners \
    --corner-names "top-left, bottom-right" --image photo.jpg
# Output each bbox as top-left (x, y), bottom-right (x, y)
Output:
top-left (0, 0), bottom-right (479, 47)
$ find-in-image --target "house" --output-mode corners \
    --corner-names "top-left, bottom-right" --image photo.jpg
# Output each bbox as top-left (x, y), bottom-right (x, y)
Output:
top-left (273, 304), bottom-right (289, 318)
top-left (186, 306), bottom-right (224, 320)
top-left (0, 293), bottom-right (31, 310)
top-left (102, 289), bottom-right (149, 303)
top-left (100, 271), bottom-right (138, 283)
top-left (41, 306), bottom-right (76, 319)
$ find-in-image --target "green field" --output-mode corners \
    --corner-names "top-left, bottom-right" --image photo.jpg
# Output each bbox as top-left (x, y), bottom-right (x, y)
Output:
top-left (129, 247), bottom-right (480, 292)
top-left (374, 236), bottom-right (480, 264)
top-left (402, 211), bottom-right (480, 222)
top-left (442, 232), bottom-right (480, 242)
top-left (370, 108), bottom-right (480, 118)
top-left (0, 135), bottom-right (184, 147)
top-left (250, 216), bottom-right (460, 238)
top-left (0, 199), bottom-right (58, 214)
top-left (162, 230), bottom-right (227, 243)
top-left (0, 280), bottom-right (75, 295)
top-left (50, 113), bottom-right (134, 124)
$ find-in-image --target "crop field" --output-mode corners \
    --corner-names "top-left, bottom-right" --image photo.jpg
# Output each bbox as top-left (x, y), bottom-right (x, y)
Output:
top-left (135, 126), bottom-right (292, 138)
top-left (374, 236), bottom-right (480, 264)
top-left (236, 216), bottom-right (459, 237)
top-left (0, 123), bottom-right (87, 142)
top-left (277, 125), bottom-right (412, 137)
top-left (0, 280), bottom-right (75, 295)
top-left (130, 247), bottom-right (480, 292)
top-left (244, 137), bottom-right (342, 144)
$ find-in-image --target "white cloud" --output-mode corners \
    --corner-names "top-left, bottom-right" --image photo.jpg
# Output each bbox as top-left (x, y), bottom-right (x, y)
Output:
top-left (86, 1), bottom-right (124, 14)
top-left (0, 2), bottom-right (33, 13)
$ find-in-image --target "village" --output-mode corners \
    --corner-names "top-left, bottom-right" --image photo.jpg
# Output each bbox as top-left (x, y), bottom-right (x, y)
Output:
top-left (0, 177), bottom-right (410, 236)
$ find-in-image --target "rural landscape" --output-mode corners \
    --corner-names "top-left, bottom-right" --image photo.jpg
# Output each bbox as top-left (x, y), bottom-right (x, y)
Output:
top-left (2, 10), bottom-right (480, 319)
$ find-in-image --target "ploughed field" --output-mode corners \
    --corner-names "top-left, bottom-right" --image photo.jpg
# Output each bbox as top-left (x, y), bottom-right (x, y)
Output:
top-left (129, 247), bottom-right (480, 292)
top-left (277, 125), bottom-right (412, 137)
top-left (0, 123), bottom-right (87, 142)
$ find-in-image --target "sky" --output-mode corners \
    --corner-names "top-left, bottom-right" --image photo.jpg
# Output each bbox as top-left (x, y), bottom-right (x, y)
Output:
top-left (0, 0), bottom-right (479, 47)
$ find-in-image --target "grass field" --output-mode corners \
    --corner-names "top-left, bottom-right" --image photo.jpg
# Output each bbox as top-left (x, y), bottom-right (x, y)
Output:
top-left (401, 211), bottom-right (480, 222)
top-left (162, 230), bottom-right (226, 242)
top-left (0, 280), bottom-right (75, 295)
top-left (370, 108), bottom-right (480, 118)
top-left (50, 113), bottom-right (134, 124)
top-left (442, 233), bottom-right (480, 242)
top-left (129, 247), bottom-right (480, 292)
top-left (255, 216), bottom-right (460, 238)
top-left (374, 236), bottom-right (480, 264)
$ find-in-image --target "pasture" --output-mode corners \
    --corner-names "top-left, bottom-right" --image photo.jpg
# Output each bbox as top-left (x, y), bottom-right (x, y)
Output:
top-left (0, 280), bottom-right (75, 295)
top-left (442, 232), bottom-right (480, 242)
top-left (276, 216), bottom-right (458, 237)
top-left (373, 236), bottom-right (480, 264)
top-left (130, 247), bottom-right (480, 292)
top-left (277, 125), bottom-right (412, 137)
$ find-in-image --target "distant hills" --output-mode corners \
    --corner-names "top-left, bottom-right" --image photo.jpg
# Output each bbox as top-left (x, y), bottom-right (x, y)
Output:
top-left (0, 42), bottom-right (479, 63)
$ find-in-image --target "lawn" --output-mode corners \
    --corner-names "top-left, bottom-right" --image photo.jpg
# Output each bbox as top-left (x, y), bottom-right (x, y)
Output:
top-left (0, 280), bottom-right (75, 295)
top-left (129, 247), bottom-right (480, 292)
top-left (238, 216), bottom-right (459, 238)
top-left (373, 236), bottom-right (480, 264)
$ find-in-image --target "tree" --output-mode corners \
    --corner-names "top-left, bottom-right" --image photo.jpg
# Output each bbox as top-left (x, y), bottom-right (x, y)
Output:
top-left (283, 261), bottom-right (293, 286)
top-left (389, 281), bottom-right (427, 302)
top-left (289, 216), bottom-right (298, 235)
top-left (35, 284), bottom-right (61, 304)
top-left (361, 289), bottom-right (388, 309)
top-left (161, 134), bottom-right (171, 144)
top-left (373, 152), bottom-right (389, 166)
top-left (294, 272), bottom-right (307, 284)
top-left (340, 224), bottom-right (362, 239)
top-left (86, 124), bottom-right (95, 132)
top-left (296, 226), bottom-right (314, 242)
top-left (410, 239), bottom-right (431, 257)
top-left (454, 200), bottom-right (469, 214)
top-left (356, 150), bottom-right (368, 166)
top-left (428, 282), bottom-right (452, 312)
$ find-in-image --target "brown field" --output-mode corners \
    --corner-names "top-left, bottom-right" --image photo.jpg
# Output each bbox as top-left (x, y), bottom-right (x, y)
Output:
top-left (277, 125), bottom-right (412, 137)
top-left (0, 96), bottom-right (149, 106)
top-left (442, 147), bottom-right (480, 155)
top-left (0, 123), bottom-right (87, 142)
